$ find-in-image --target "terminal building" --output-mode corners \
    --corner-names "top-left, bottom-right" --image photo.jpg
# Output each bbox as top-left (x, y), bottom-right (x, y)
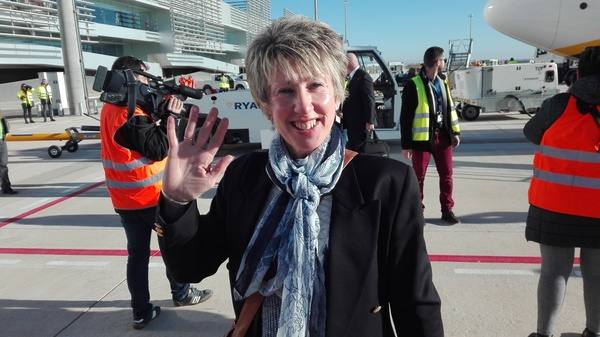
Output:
top-left (0, 0), bottom-right (271, 115)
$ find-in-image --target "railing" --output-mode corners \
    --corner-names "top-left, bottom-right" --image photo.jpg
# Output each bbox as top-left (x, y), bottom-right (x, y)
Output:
top-left (0, 0), bottom-right (94, 41)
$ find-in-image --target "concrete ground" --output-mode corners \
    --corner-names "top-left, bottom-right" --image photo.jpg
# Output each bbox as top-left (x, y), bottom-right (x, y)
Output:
top-left (0, 111), bottom-right (588, 337)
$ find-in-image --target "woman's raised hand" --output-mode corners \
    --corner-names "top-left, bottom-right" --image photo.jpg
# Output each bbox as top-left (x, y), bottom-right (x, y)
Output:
top-left (162, 108), bottom-right (234, 202)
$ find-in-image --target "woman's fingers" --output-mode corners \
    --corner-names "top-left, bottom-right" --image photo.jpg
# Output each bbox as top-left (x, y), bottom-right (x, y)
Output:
top-left (211, 155), bottom-right (234, 178)
top-left (206, 117), bottom-right (229, 155)
top-left (195, 108), bottom-right (219, 146)
top-left (183, 108), bottom-right (199, 142)
top-left (166, 116), bottom-right (178, 152)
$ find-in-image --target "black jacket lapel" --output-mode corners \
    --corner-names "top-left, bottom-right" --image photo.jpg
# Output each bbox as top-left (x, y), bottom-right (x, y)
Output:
top-left (327, 161), bottom-right (381, 337)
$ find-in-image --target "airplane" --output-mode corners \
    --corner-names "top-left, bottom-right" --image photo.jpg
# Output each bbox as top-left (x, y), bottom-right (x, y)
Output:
top-left (484, 0), bottom-right (600, 58)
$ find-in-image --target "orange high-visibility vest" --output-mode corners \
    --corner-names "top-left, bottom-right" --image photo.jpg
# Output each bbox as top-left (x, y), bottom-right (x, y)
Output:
top-left (100, 103), bottom-right (166, 210)
top-left (528, 96), bottom-right (600, 218)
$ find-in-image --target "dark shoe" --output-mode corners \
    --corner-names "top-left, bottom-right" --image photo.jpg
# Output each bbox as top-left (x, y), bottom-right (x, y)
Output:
top-left (132, 305), bottom-right (160, 330)
top-left (29, 120), bottom-right (35, 123)
top-left (527, 333), bottom-right (549, 337)
top-left (441, 211), bottom-right (460, 224)
top-left (2, 189), bottom-right (18, 195)
top-left (583, 328), bottom-right (600, 337)
top-left (51, 119), bottom-right (56, 121)
top-left (173, 287), bottom-right (213, 307)
top-left (24, 120), bottom-right (29, 124)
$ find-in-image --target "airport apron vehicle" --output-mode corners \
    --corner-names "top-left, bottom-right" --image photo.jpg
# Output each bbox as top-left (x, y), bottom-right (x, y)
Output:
top-left (188, 47), bottom-right (401, 148)
top-left (451, 62), bottom-right (560, 120)
top-left (533, 48), bottom-right (578, 85)
top-left (5, 125), bottom-right (100, 158)
top-left (195, 73), bottom-right (249, 94)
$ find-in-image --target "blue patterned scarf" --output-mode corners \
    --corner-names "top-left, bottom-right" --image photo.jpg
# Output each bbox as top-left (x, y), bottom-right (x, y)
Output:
top-left (234, 125), bottom-right (345, 337)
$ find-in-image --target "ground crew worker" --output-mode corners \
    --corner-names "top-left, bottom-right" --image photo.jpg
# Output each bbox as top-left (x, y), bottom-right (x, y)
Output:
top-left (178, 75), bottom-right (194, 88)
top-left (35, 79), bottom-right (55, 122)
top-left (0, 113), bottom-right (17, 194)
top-left (400, 46), bottom-right (461, 224)
top-left (17, 84), bottom-right (35, 124)
top-left (524, 46), bottom-right (600, 337)
top-left (100, 56), bottom-right (212, 330)
top-left (218, 72), bottom-right (229, 92)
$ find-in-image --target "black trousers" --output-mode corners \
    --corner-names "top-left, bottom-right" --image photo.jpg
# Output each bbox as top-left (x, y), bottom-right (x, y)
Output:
top-left (346, 128), bottom-right (367, 153)
top-left (21, 104), bottom-right (33, 122)
top-left (118, 207), bottom-right (189, 319)
top-left (40, 99), bottom-right (54, 121)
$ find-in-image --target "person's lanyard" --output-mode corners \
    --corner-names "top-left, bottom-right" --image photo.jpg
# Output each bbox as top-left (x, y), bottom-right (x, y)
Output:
top-left (430, 78), bottom-right (444, 126)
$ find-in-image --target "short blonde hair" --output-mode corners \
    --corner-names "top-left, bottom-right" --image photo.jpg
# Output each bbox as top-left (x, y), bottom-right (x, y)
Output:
top-left (246, 16), bottom-right (347, 116)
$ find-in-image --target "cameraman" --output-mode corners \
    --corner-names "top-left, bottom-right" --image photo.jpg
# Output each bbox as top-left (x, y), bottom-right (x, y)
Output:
top-left (99, 56), bottom-right (212, 330)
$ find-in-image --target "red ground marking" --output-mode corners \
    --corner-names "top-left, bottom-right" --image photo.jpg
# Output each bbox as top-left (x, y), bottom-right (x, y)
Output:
top-left (0, 249), bottom-right (582, 265)
top-left (0, 181), bottom-right (105, 229)
top-left (0, 180), bottom-right (583, 265)
top-left (429, 254), bottom-right (581, 265)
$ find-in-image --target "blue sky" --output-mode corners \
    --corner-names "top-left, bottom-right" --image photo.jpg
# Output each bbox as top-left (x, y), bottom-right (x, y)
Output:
top-left (271, 0), bottom-right (534, 64)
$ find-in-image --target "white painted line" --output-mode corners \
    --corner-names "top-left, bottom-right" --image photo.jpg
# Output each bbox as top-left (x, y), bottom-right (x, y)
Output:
top-left (46, 261), bottom-right (110, 267)
top-left (0, 259), bottom-right (21, 265)
top-left (455, 268), bottom-right (535, 276)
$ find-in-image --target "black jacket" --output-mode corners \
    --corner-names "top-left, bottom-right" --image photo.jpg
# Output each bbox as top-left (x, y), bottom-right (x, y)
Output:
top-left (400, 72), bottom-right (459, 152)
top-left (157, 151), bottom-right (443, 337)
top-left (342, 68), bottom-right (376, 140)
top-left (523, 74), bottom-right (600, 248)
top-left (114, 113), bottom-right (169, 162)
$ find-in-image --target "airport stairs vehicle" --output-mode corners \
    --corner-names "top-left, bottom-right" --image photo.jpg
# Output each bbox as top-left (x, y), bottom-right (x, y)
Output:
top-left (447, 38), bottom-right (473, 72)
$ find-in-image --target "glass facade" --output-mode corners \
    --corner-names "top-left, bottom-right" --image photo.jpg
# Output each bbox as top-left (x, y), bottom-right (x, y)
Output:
top-left (91, 5), bottom-right (159, 32)
top-left (0, 0), bottom-right (272, 71)
top-left (82, 43), bottom-right (123, 57)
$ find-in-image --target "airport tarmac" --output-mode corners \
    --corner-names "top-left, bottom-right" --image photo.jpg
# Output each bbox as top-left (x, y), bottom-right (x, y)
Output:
top-left (0, 112), bottom-right (587, 337)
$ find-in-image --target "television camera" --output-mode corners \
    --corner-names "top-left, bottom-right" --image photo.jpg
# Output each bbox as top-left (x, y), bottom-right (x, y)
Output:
top-left (93, 65), bottom-right (204, 121)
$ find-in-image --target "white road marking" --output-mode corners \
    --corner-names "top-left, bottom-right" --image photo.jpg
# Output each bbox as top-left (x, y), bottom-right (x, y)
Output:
top-left (46, 261), bottom-right (110, 267)
top-left (455, 268), bottom-right (535, 276)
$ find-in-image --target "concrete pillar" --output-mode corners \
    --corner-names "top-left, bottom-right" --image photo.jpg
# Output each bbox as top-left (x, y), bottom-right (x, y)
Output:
top-left (57, 0), bottom-right (88, 115)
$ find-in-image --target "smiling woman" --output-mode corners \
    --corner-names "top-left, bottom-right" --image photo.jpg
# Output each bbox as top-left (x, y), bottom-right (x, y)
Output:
top-left (156, 15), bottom-right (443, 337)
top-left (265, 70), bottom-right (337, 158)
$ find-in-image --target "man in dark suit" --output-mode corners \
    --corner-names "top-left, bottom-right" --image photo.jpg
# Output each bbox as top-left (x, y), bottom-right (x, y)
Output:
top-left (342, 53), bottom-right (376, 152)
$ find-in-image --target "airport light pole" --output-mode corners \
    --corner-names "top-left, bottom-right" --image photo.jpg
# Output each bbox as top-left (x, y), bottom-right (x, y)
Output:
top-left (469, 14), bottom-right (473, 40)
top-left (344, 0), bottom-right (349, 45)
top-left (314, 0), bottom-right (319, 21)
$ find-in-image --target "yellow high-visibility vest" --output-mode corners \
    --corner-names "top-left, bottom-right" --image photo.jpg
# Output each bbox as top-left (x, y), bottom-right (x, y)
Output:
top-left (100, 103), bottom-right (166, 210)
top-left (36, 84), bottom-right (52, 100)
top-left (219, 75), bottom-right (229, 89)
top-left (411, 76), bottom-right (460, 141)
top-left (17, 89), bottom-right (34, 106)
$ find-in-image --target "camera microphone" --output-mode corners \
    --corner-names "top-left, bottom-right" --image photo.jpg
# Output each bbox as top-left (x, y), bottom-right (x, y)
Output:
top-left (177, 86), bottom-right (203, 99)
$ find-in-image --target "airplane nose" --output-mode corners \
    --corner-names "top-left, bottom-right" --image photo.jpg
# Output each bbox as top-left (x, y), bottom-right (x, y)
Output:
top-left (484, 0), bottom-right (561, 50)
